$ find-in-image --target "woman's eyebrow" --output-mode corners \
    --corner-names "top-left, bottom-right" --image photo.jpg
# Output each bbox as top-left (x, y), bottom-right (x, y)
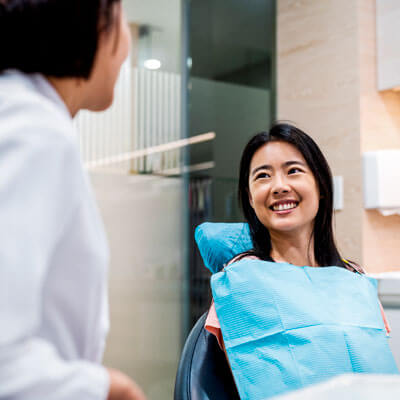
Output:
top-left (284, 160), bottom-right (306, 167)
top-left (251, 160), bottom-right (306, 177)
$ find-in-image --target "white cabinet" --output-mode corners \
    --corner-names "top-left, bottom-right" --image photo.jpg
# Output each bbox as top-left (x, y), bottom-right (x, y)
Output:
top-left (363, 150), bottom-right (400, 214)
top-left (376, 0), bottom-right (400, 91)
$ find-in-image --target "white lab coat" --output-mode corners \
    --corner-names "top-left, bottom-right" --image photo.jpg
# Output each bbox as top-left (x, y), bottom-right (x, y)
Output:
top-left (0, 71), bottom-right (110, 399)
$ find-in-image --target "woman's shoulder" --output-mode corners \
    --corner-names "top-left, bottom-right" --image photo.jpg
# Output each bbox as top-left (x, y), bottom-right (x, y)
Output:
top-left (342, 259), bottom-right (365, 274)
top-left (226, 253), bottom-right (260, 267)
top-left (0, 99), bottom-right (76, 158)
top-left (0, 73), bottom-right (73, 139)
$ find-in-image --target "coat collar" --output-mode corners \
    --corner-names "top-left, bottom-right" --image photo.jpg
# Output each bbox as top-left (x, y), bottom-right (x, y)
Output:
top-left (1, 69), bottom-right (71, 120)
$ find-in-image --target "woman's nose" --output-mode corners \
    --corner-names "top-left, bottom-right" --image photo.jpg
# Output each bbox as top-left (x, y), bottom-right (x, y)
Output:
top-left (272, 175), bottom-right (290, 195)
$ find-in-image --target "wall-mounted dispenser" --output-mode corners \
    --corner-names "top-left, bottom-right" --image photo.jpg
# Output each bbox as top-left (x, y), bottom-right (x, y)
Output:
top-left (333, 176), bottom-right (344, 211)
top-left (376, 0), bottom-right (400, 91)
top-left (363, 150), bottom-right (400, 215)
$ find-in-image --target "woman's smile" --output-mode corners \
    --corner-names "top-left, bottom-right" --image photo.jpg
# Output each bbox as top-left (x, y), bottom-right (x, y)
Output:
top-left (269, 199), bottom-right (299, 213)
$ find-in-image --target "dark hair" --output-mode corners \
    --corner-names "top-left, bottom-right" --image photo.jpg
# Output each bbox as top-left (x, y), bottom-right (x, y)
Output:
top-left (0, 0), bottom-right (121, 78)
top-left (238, 122), bottom-right (346, 268)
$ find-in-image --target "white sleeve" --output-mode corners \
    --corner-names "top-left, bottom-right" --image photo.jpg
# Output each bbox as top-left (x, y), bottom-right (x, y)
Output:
top-left (0, 338), bottom-right (110, 399)
top-left (0, 123), bottom-right (109, 399)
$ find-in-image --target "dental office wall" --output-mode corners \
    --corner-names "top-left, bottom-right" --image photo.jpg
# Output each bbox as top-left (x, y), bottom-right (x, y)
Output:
top-left (361, 0), bottom-right (400, 272)
top-left (278, 0), bottom-right (400, 272)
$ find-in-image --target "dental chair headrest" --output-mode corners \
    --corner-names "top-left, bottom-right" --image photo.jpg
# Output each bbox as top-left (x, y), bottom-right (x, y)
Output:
top-left (195, 222), bottom-right (253, 274)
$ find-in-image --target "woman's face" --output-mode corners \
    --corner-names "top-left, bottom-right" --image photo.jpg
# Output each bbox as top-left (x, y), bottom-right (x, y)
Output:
top-left (85, 4), bottom-right (131, 111)
top-left (248, 141), bottom-right (320, 237)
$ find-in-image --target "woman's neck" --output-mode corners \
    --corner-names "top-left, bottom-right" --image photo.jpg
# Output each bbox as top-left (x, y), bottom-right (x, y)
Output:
top-left (269, 228), bottom-right (317, 267)
top-left (46, 76), bottom-right (85, 118)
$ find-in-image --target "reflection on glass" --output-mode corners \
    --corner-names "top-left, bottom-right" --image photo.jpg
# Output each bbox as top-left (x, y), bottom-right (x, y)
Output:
top-left (73, 0), bottom-right (276, 396)
top-left (188, 0), bottom-right (276, 325)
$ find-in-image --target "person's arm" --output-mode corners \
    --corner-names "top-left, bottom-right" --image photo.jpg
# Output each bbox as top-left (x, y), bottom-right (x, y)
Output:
top-left (205, 301), bottom-right (225, 350)
top-left (0, 339), bottom-right (110, 399)
top-left (0, 126), bottom-right (115, 398)
top-left (107, 369), bottom-right (146, 400)
top-left (0, 115), bottom-right (148, 400)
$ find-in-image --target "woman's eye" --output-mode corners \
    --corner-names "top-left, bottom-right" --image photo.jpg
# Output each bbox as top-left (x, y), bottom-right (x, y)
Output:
top-left (288, 167), bottom-right (302, 175)
top-left (255, 172), bottom-right (270, 180)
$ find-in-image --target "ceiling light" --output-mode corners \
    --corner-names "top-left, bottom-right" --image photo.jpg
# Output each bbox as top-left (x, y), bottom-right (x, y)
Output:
top-left (144, 59), bottom-right (161, 70)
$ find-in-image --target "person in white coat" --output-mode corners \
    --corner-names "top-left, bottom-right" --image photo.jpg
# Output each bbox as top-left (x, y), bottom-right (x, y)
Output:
top-left (0, 1), bottom-right (146, 399)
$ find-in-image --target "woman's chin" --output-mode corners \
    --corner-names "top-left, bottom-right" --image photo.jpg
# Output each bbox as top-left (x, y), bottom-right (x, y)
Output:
top-left (273, 226), bottom-right (298, 233)
top-left (87, 95), bottom-right (114, 112)
top-left (268, 221), bottom-right (303, 234)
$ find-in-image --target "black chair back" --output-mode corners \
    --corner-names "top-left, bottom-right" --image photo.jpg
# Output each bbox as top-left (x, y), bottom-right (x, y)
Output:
top-left (174, 312), bottom-right (240, 400)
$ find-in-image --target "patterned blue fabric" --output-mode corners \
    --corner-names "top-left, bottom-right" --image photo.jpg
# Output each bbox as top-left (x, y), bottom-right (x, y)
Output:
top-left (195, 222), bottom-right (252, 273)
top-left (211, 259), bottom-right (399, 399)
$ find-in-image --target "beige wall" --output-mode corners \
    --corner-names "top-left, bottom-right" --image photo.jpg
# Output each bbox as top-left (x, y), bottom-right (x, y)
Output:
top-left (360, 0), bottom-right (400, 272)
top-left (278, 0), bottom-right (400, 272)
top-left (277, 0), bottom-right (363, 263)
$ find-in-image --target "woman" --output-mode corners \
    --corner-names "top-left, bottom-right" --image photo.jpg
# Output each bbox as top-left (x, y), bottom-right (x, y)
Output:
top-left (0, 1), bottom-right (145, 399)
top-left (204, 123), bottom-right (394, 391)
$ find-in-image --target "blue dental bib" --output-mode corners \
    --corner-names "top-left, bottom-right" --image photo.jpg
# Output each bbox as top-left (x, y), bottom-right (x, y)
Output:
top-left (196, 223), bottom-right (399, 399)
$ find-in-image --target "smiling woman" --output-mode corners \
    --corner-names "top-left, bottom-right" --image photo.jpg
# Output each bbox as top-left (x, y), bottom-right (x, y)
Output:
top-left (204, 123), bottom-right (350, 336)
top-left (236, 122), bottom-right (343, 268)
top-left (205, 123), bottom-right (397, 399)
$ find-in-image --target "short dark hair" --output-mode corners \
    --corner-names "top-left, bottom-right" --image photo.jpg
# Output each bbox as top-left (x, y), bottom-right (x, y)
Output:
top-left (0, 0), bottom-right (121, 78)
top-left (237, 122), bottom-right (346, 268)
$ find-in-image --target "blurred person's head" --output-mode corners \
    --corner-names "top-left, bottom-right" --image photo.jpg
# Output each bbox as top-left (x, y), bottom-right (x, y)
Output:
top-left (238, 122), bottom-right (344, 267)
top-left (0, 0), bottom-right (131, 114)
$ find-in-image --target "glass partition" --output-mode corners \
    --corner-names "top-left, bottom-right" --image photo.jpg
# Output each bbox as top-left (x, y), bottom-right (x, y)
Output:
top-left (74, 0), bottom-right (276, 397)
top-left (75, 1), bottom-right (186, 398)
top-left (188, 0), bottom-right (276, 326)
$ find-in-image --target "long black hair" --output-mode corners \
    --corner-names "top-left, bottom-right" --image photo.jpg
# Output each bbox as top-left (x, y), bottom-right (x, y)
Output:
top-left (238, 122), bottom-right (346, 268)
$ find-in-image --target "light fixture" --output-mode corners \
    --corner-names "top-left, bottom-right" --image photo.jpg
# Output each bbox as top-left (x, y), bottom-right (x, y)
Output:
top-left (139, 24), bottom-right (162, 71)
top-left (144, 59), bottom-right (161, 70)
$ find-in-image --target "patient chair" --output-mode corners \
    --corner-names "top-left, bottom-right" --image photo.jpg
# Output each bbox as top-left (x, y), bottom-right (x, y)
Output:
top-left (174, 312), bottom-right (240, 400)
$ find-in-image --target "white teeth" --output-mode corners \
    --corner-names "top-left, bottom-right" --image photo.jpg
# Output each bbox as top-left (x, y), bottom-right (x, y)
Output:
top-left (273, 202), bottom-right (297, 211)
